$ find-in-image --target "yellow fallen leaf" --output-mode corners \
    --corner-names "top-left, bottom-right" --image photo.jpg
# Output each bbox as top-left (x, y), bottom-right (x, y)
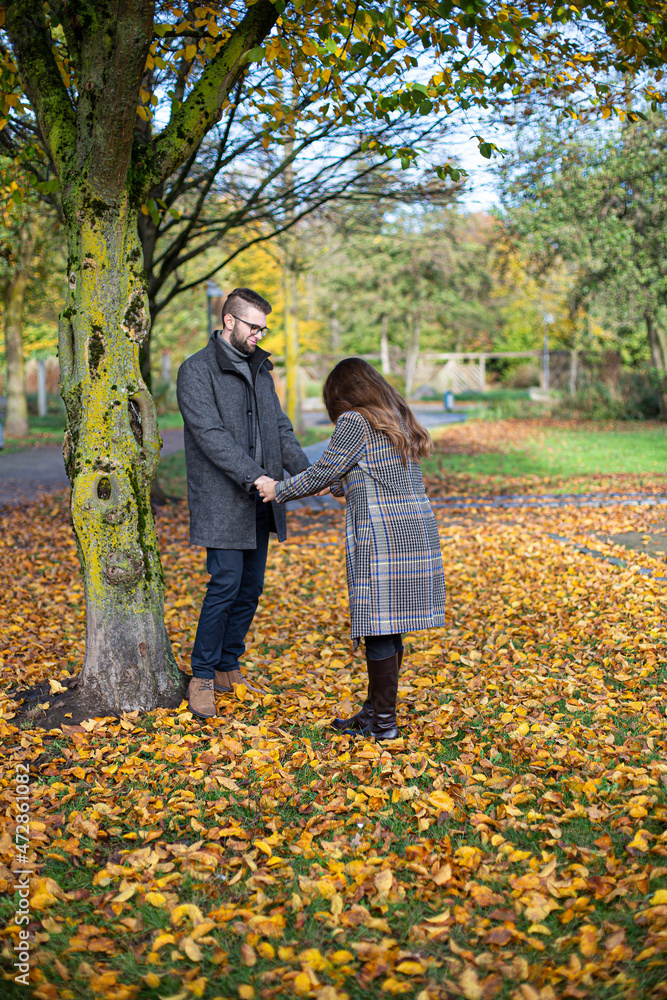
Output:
top-left (89, 972), bottom-right (117, 992)
top-left (627, 829), bottom-right (651, 853)
top-left (153, 933), bottom-right (177, 951)
top-left (299, 948), bottom-right (327, 971)
top-left (395, 960), bottom-right (424, 975)
top-left (330, 950), bottom-right (354, 964)
top-left (31, 891), bottom-right (59, 910)
top-left (190, 921), bottom-right (217, 940)
top-left (112, 885), bottom-right (136, 903)
top-left (381, 979), bottom-right (412, 995)
top-left (294, 972), bottom-right (311, 994)
top-left (459, 966), bottom-right (483, 1000)
top-left (433, 863), bottom-right (452, 886)
top-left (651, 889), bottom-right (667, 905)
top-left (171, 903), bottom-right (205, 925)
top-left (181, 937), bottom-right (203, 962)
top-left (49, 678), bottom-right (67, 695)
top-left (145, 892), bottom-right (167, 907)
top-left (428, 790), bottom-right (455, 812)
top-left (374, 868), bottom-right (393, 893)
top-left (580, 924), bottom-right (598, 958)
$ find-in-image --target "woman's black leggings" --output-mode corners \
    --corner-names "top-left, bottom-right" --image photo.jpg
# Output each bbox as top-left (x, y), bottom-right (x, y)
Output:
top-left (364, 633), bottom-right (403, 660)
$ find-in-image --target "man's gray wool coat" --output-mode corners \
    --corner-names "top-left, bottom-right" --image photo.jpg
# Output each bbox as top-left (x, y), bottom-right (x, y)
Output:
top-left (176, 335), bottom-right (310, 549)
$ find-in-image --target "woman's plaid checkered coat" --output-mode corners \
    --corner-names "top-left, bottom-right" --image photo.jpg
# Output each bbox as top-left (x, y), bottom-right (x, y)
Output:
top-left (274, 410), bottom-right (446, 642)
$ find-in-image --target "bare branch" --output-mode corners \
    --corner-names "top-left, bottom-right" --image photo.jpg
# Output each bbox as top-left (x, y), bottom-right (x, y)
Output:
top-left (135, 0), bottom-right (278, 199)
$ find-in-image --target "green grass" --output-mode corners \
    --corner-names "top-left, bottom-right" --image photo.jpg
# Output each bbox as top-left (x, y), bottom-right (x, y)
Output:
top-left (295, 424), bottom-right (333, 448)
top-left (0, 411), bottom-right (67, 452)
top-left (1, 409), bottom-right (183, 453)
top-left (457, 388), bottom-right (532, 403)
top-left (158, 410), bottom-right (184, 430)
top-left (424, 423), bottom-right (667, 480)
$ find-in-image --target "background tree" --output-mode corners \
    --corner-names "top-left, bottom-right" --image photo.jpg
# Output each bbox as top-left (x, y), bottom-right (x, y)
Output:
top-left (310, 205), bottom-right (501, 375)
top-left (0, 175), bottom-right (62, 437)
top-left (0, 200), bottom-right (35, 437)
top-left (501, 113), bottom-right (667, 413)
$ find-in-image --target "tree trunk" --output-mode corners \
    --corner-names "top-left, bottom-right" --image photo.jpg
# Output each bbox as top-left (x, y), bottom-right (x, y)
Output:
top-left (3, 234), bottom-right (35, 438)
top-left (284, 252), bottom-right (301, 433)
top-left (380, 313), bottom-right (391, 375)
top-left (404, 315), bottom-right (421, 398)
top-left (331, 313), bottom-right (340, 353)
top-left (569, 349), bottom-right (578, 397)
top-left (59, 194), bottom-right (184, 713)
top-left (646, 312), bottom-right (667, 419)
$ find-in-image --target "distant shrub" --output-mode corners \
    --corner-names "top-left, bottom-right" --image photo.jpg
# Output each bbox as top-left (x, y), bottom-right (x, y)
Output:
top-left (554, 371), bottom-right (660, 421)
top-left (470, 397), bottom-right (549, 421)
top-left (505, 363), bottom-right (541, 389)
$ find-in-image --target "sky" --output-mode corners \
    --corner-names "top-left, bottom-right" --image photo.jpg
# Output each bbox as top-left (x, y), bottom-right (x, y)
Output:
top-left (447, 118), bottom-right (514, 215)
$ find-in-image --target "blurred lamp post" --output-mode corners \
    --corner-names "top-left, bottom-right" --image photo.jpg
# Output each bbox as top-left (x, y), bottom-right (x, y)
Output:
top-left (206, 280), bottom-right (223, 337)
top-left (542, 313), bottom-right (554, 392)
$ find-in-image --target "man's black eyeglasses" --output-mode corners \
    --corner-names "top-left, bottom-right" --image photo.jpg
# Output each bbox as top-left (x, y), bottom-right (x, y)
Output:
top-left (229, 313), bottom-right (269, 339)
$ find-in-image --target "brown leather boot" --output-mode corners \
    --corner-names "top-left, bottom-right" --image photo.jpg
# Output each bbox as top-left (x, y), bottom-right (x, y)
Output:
top-left (367, 652), bottom-right (400, 740)
top-left (188, 677), bottom-right (217, 718)
top-left (214, 668), bottom-right (265, 695)
top-left (334, 642), bottom-right (404, 735)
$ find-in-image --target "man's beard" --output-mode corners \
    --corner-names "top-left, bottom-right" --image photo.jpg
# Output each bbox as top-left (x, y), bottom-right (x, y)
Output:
top-left (230, 322), bottom-right (255, 355)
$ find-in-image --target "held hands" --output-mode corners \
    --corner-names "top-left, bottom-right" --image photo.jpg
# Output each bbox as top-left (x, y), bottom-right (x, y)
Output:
top-left (254, 475), bottom-right (277, 502)
top-left (254, 476), bottom-right (331, 502)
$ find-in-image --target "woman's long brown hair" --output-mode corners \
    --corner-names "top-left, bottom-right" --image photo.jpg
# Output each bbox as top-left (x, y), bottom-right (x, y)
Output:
top-left (323, 358), bottom-right (431, 464)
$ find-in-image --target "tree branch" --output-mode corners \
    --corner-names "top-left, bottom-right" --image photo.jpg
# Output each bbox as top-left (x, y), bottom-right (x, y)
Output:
top-left (134, 0), bottom-right (278, 200)
top-left (4, 0), bottom-right (76, 178)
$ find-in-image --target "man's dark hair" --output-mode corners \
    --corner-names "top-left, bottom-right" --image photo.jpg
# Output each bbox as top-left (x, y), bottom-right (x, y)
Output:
top-left (221, 287), bottom-right (272, 319)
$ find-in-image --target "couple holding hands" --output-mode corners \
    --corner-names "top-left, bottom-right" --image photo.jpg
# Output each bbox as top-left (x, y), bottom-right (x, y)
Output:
top-left (177, 287), bottom-right (446, 738)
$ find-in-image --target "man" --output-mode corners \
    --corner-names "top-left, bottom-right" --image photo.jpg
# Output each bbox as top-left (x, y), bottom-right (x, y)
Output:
top-left (176, 287), bottom-right (311, 718)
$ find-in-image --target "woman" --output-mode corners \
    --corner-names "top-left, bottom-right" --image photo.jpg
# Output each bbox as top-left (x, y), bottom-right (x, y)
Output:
top-left (255, 358), bottom-right (446, 740)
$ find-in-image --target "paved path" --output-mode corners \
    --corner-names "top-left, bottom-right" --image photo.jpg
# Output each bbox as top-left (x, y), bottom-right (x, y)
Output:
top-left (0, 429), bottom-right (186, 507)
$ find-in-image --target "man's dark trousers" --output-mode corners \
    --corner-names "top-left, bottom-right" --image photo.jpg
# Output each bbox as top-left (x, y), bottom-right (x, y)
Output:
top-left (191, 496), bottom-right (274, 679)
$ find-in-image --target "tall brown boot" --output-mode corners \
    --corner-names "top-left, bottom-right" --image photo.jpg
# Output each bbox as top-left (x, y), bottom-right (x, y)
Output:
top-left (367, 652), bottom-right (400, 740)
top-left (334, 642), bottom-right (403, 735)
